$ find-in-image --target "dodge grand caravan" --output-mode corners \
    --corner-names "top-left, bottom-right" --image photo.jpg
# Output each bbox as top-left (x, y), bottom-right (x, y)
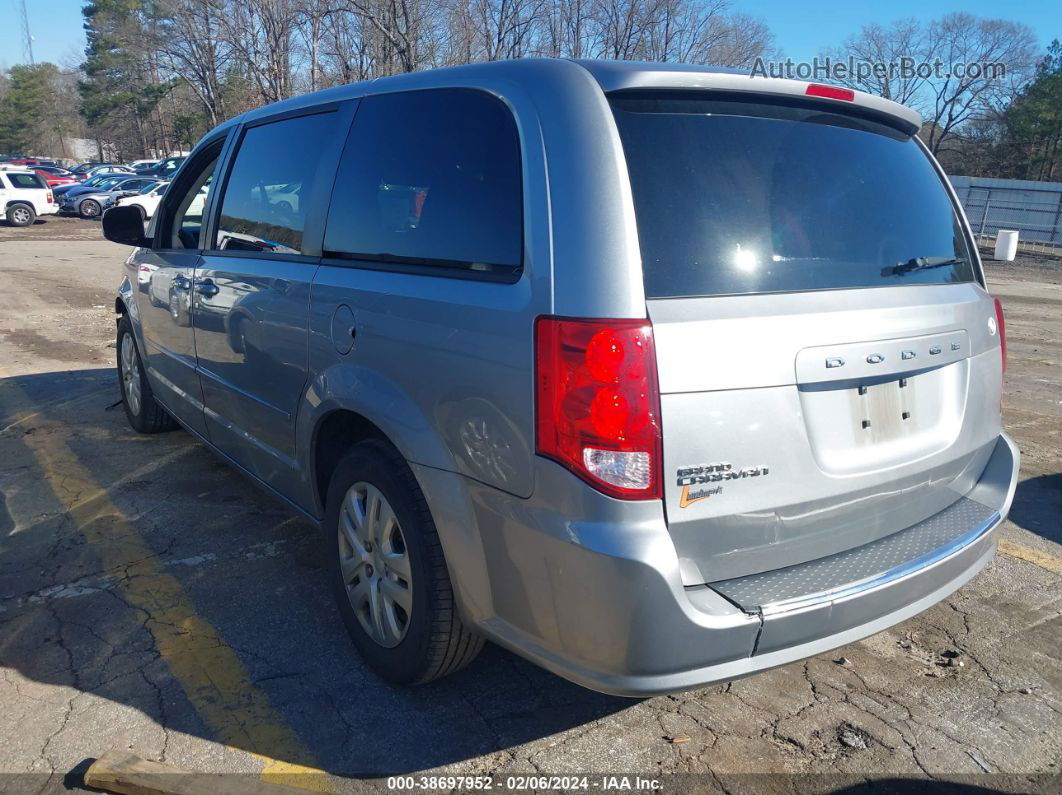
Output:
top-left (103, 59), bottom-right (1019, 696)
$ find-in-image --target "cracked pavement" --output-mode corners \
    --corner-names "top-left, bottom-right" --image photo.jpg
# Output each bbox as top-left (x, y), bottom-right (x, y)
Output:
top-left (0, 223), bottom-right (1059, 793)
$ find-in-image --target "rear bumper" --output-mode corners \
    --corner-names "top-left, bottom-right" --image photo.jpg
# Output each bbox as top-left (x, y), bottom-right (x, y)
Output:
top-left (413, 432), bottom-right (1019, 697)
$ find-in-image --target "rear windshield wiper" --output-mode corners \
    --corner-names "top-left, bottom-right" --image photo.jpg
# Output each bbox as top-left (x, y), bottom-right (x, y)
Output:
top-left (881, 256), bottom-right (966, 277)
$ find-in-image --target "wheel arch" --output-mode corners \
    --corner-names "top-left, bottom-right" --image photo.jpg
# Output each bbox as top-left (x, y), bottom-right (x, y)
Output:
top-left (306, 403), bottom-right (493, 630)
top-left (310, 408), bottom-right (393, 517)
top-left (299, 360), bottom-right (461, 518)
top-left (115, 271), bottom-right (141, 335)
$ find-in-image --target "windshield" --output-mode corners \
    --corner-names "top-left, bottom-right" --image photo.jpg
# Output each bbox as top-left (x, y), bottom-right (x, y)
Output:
top-left (610, 92), bottom-right (975, 298)
top-left (138, 182), bottom-right (160, 195)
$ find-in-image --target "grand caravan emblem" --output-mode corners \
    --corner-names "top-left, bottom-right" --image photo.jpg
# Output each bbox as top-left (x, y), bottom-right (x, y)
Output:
top-left (676, 462), bottom-right (770, 508)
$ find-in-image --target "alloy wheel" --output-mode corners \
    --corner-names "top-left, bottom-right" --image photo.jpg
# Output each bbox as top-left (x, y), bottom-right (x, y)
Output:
top-left (337, 481), bottom-right (412, 648)
top-left (120, 333), bottom-right (142, 416)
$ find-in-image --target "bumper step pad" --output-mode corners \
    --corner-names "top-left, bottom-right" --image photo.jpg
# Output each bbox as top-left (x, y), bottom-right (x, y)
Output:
top-left (711, 497), bottom-right (997, 612)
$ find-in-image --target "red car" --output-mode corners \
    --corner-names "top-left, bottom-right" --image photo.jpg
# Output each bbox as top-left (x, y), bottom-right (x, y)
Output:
top-left (34, 167), bottom-right (77, 188)
top-left (8, 158), bottom-right (59, 168)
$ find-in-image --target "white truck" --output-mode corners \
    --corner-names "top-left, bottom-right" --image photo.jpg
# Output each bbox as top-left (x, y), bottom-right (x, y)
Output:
top-left (0, 166), bottom-right (58, 226)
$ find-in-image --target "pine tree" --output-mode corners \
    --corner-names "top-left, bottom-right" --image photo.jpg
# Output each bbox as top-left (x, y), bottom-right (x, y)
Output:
top-left (1004, 40), bottom-right (1062, 181)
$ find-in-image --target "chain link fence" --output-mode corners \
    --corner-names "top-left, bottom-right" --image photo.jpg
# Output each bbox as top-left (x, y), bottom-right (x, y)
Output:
top-left (950, 176), bottom-right (1062, 258)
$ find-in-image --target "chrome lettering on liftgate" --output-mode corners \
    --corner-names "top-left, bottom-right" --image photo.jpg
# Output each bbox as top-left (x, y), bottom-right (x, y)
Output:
top-left (676, 463), bottom-right (770, 508)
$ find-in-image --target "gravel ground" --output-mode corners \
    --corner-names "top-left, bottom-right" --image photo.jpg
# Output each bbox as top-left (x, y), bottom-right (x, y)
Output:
top-left (0, 218), bottom-right (1058, 793)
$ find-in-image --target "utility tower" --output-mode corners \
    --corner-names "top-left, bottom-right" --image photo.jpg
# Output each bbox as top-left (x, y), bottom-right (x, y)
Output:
top-left (19, 0), bottom-right (35, 64)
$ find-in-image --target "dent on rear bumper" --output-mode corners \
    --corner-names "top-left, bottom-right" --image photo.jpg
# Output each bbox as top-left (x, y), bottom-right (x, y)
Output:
top-left (412, 433), bottom-right (1019, 697)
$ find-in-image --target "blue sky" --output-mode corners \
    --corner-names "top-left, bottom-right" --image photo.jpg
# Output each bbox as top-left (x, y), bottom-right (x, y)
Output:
top-left (1, 0), bottom-right (1060, 70)
top-left (740, 0), bottom-right (1061, 63)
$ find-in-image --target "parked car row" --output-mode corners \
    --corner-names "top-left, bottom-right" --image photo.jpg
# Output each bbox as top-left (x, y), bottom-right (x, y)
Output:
top-left (0, 155), bottom-right (190, 225)
top-left (60, 175), bottom-right (164, 219)
top-left (2, 157), bottom-right (60, 168)
top-left (66, 156), bottom-right (186, 181)
top-left (0, 165), bottom-right (173, 223)
top-left (2, 154), bottom-right (188, 179)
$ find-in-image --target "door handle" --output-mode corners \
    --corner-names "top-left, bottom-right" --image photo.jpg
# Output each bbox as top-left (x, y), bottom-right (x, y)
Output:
top-left (195, 278), bottom-right (219, 297)
top-left (173, 275), bottom-right (191, 291)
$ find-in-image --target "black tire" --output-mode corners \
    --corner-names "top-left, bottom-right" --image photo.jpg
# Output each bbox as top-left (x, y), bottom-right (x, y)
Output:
top-left (116, 315), bottom-right (178, 434)
top-left (79, 199), bottom-right (101, 219)
top-left (6, 203), bottom-right (36, 227)
top-left (326, 439), bottom-right (483, 684)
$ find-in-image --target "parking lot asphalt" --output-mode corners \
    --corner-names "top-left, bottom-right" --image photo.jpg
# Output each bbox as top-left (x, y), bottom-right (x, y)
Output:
top-left (0, 217), bottom-right (1060, 793)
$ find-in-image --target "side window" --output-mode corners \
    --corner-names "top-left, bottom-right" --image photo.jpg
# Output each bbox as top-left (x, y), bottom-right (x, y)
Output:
top-left (155, 149), bottom-right (219, 250)
top-left (323, 88), bottom-right (523, 277)
top-left (214, 113), bottom-right (335, 255)
top-left (9, 173), bottom-right (45, 189)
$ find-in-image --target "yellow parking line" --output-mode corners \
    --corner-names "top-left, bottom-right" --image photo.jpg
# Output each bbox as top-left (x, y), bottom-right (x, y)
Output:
top-left (998, 539), bottom-right (1062, 575)
top-left (0, 371), bottom-right (335, 792)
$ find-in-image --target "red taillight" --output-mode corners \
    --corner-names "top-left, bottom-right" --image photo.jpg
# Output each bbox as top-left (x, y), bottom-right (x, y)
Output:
top-left (993, 297), bottom-right (1006, 372)
top-left (805, 83), bottom-right (855, 101)
top-left (47, 190), bottom-right (54, 204)
top-left (535, 316), bottom-right (662, 500)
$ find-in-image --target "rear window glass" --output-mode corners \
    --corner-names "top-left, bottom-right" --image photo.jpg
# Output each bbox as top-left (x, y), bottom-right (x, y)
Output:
top-left (610, 93), bottom-right (975, 298)
top-left (324, 88), bottom-right (522, 278)
top-left (7, 173), bottom-right (45, 189)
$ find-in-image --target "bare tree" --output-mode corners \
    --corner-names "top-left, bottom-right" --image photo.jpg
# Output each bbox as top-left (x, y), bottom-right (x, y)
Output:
top-left (595, 0), bottom-right (652, 60)
top-left (318, 5), bottom-right (376, 81)
top-left (158, 0), bottom-right (232, 126)
top-left (339, 0), bottom-right (438, 74)
top-left (831, 19), bottom-right (927, 108)
top-left (701, 12), bottom-right (771, 68)
top-left (68, 0), bottom-right (776, 157)
top-left (540, 0), bottom-right (597, 58)
top-left (295, 0), bottom-right (332, 91)
top-left (922, 13), bottom-right (1038, 154)
top-left (471, 0), bottom-right (545, 61)
top-left (219, 0), bottom-right (299, 103)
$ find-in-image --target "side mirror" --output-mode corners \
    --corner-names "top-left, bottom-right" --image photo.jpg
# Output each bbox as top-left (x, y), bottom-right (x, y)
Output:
top-left (102, 205), bottom-right (151, 247)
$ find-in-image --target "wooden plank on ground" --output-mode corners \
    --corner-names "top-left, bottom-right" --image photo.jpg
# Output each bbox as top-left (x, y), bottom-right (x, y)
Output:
top-left (84, 750), bottom-right (308, 795)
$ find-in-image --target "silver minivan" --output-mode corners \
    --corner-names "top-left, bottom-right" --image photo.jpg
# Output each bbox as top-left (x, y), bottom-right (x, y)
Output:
top-left (104, 59), bottom-right (1019, 696)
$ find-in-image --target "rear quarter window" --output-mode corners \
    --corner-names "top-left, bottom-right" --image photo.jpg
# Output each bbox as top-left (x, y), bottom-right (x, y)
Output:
top-left (610, 92), bottom-right (975, 298)
top-left (7, 173), bottom-right (46, 189)
top-left (323, 88), bottom-right (523, 280)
